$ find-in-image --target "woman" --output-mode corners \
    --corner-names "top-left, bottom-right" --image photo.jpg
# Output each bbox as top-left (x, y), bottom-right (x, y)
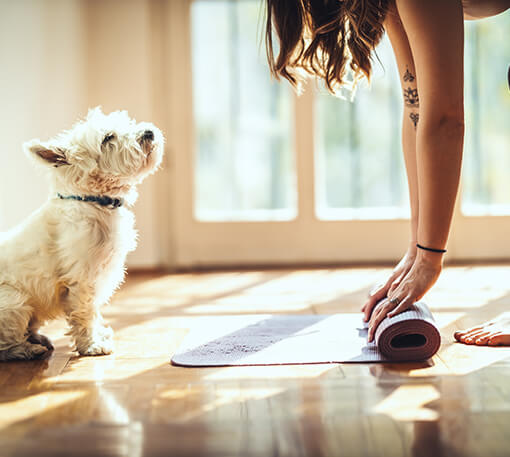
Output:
top-left (265, 0), bottom-right (510, 345)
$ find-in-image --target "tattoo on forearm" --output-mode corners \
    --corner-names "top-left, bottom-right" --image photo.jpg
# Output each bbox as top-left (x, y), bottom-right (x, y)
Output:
top-left (403, 66), bottom-right (415, 83)
top-left (404, 87), bottom-right (419, 108)
top-left (410, 112), bottom-right (419, 130)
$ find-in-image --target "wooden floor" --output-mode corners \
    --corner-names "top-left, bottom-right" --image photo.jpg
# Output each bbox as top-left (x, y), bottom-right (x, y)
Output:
top-left (2, 265), bottom-right (510, 457)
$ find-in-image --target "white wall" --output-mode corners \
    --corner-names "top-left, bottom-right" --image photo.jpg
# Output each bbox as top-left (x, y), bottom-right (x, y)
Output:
top-left (0, 0), bottom-right (167, 268)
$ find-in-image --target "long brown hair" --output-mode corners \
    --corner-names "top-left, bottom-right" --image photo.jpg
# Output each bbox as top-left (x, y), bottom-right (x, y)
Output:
top-left (265, 0), bottom-right (389, 94)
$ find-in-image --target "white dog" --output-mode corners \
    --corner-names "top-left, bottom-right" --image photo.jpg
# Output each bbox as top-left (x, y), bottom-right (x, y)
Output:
top-left (0, 108), bottom-right (164, 360)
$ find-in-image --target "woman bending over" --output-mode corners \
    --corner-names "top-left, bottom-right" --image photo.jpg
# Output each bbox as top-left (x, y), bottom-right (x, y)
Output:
top-left (265, 0), bottom-right (510, 345)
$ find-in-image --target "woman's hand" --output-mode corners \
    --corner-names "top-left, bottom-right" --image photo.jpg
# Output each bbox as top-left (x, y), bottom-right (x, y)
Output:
top-left (367, 251), bottom-right (443, 342)
top-left (361, 245), bottom-right (417, 323)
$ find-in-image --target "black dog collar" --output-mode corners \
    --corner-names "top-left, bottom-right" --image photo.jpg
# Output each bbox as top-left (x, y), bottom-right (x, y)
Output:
top-left (57, 193), bottom-right (124, 209)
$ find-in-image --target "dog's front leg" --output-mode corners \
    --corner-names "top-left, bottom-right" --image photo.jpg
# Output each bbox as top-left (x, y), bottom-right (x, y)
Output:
top-left (64, 287), bottom-right (113, 356)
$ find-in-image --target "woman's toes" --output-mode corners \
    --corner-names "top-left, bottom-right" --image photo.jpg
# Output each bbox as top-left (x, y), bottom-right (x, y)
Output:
top-left (475, 334), bottom-right (491, 345)
top-left (465, 329), bottom-right (486, 341)
top-left (455, 330), bottom-right (472, 341)
top-left (455, 326), bottom-right (482, 340)
top-left (453, 324), bottom-right (510, 346)
top-left (469, 325), bottom-right (484, 333)
top-left (463, 331), bottom-right (487, 344)
top-left (456, 333), bottom-right (470, 343)
top-left (488, 337), bottom-right (501, 346)
top-left (487, 333), bottom-right (510, 346)
top-left (456, 332), bottom-right (469, 341)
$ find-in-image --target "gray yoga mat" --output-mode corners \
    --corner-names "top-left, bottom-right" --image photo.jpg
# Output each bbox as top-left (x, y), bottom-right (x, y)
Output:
top-left (171, 301), bottom-right (441, 366)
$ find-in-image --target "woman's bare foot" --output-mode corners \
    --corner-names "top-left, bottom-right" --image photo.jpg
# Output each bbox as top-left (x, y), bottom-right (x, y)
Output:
top-left (454, 317), bottom-right (510, 346)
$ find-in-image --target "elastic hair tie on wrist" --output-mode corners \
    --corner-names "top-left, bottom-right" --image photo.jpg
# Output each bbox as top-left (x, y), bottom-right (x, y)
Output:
top-left (416, 243), bottom-right (447, 254)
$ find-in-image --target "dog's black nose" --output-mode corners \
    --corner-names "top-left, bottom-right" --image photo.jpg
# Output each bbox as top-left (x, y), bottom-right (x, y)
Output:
top-left (142, 130), bottom-right (154, 141)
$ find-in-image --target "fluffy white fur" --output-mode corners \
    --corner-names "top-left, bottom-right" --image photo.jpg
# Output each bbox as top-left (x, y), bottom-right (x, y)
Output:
top-left (0, 108), bottom-right (164, 360)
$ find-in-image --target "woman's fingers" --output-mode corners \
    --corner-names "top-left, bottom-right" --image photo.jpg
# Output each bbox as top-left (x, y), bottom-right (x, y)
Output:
top-left (365, 255), bottom-right (442, 343)
top-left (361, 283), bottom-right (384, 313)
top-left (362, 273), bottom-right (400, 321)
top-left (389, 261), bottom-right (415, 294)
top-left (368, 299), bottom-right (394, 342)
top-left (388, 278), bottom-right (402, 295)
top-left (368, 291), bottom-right (416, 341)
top-left (363, 288), bottom-right (387, 322)
top-left (363, 253), bottom-right (416, 319)
top-left (387, 294), bottom-right (413, 318)
top-left (361, 273), bottom-right (399, 322)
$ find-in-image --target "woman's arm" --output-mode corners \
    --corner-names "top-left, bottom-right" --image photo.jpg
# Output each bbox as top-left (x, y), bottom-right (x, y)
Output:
top-left (386, 4), bottom-right (420, 246)
top-left (399, 0), bottom-right (464, 251)
top-left (362, 4), bottom-right (420, 321)
top-left (367, 0), bottom-right (465, 340)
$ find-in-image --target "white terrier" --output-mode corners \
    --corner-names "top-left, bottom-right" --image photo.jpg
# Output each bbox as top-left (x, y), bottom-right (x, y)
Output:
top-left (0, 108), bottom-right (164, 360)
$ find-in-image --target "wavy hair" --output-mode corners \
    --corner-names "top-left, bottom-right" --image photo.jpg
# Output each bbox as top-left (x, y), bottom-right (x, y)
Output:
top-left (265, 0), bottom-right (389, 95)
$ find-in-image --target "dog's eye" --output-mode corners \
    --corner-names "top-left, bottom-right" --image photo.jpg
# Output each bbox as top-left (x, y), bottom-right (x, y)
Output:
top-left (102, 133), bottom-right (115, 146)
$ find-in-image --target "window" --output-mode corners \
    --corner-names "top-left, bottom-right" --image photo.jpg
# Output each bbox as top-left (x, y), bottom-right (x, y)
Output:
top-left (462, 15), bottom-right (510, 216)
top-left (192, 1), bottom-right (296, 221)
top-left (315, 36), bottom-right (409, 220)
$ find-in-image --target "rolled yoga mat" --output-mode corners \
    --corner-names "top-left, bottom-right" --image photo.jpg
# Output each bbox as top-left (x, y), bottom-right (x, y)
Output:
top-left (171, 301), bottom-right (441, 366)
top-left (372, 300), bottom-right (440, 361)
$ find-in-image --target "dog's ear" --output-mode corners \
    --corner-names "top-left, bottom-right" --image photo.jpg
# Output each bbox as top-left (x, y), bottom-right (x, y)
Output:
top-left (23, 139), bottom-right (70, 168)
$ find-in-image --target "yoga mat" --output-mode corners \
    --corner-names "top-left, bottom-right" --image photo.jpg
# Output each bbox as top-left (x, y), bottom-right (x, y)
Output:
top-left (171, 301), bottom-right (441, 366)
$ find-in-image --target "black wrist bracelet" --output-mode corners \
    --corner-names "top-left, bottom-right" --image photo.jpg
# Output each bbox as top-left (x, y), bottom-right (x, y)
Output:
top-left (416, 243), bottom-right (447, 254)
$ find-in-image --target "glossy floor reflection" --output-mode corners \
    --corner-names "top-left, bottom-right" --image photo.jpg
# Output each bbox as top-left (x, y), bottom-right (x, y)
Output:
top-left (2, 265), bottom-right (510, 456)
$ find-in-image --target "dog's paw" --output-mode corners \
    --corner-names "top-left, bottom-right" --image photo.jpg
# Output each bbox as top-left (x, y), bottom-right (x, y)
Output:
top-left (78, 328), bottom-right (114, 356)
top-left (29, 343), bottom-right (52, 359)
top-left (28, 333), bottom-right (54, 351)
top-left (79, 340), bottom-right (114, 356)
top-left (1, 342), bottom-right (51, 361)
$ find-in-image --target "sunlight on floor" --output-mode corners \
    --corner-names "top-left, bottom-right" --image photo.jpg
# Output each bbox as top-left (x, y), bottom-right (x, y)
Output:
top-left (438, 341), bottom-right (510, 375)
top-left (153, 385), bottom-right (285, 423)
top-left (182, 268), bottom-right (385, 314)
top-left (114, 268), bottom-right (387, 315)
top-left (428, 266), bottom-right (510, 310)
top-left (185, 296), bottom-right (315, 314)
top-left (204, 364), bottom-right (341, 381)
top-left (434, 312), bottom-right (466, 329)
top-left (52, 357), bottom-right (167, 383)
top-left (373, 384), bottom-right (440, 421)
top-left (0, 390), bottom-right (85, 430)
top-left (113, 266), bottom-right (510, 321)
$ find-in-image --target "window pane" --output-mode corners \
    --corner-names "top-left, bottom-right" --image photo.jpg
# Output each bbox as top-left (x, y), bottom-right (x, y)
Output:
top-left (462, 14), bottom-right (510, 216)
top-left (315, 35), bottom-right (409, 220)
top-left (192, 0), bottom-right (296, 221)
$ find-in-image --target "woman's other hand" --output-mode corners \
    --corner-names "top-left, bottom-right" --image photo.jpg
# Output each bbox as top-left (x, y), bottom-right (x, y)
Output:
top-left (367, 250), bottom-right (443, 342)
top-left (361, 244), bottom-right (417, 323)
